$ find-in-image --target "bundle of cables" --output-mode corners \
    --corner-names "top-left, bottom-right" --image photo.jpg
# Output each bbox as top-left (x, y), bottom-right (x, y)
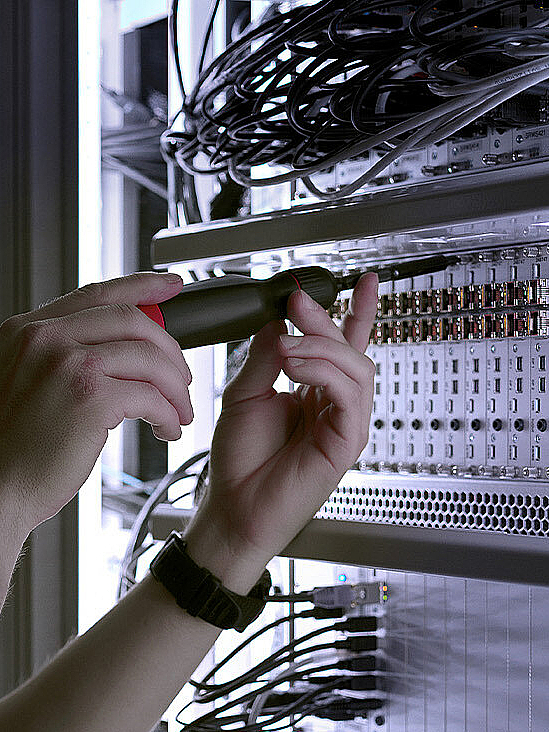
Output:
top-left (178, 590), bottom-right (384, 731)
top-left (163, 0), bottom-right (549, 201)
top-left (117, 450), bottom-right (209, 598)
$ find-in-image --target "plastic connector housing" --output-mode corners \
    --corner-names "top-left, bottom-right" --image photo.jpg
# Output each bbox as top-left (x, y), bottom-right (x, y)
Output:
top-left (336, 655), bottom-right (377, 672)
top-left (341, 616), bottom-right (378, 633)
top-left (312, 582), bottom-right (387, 609)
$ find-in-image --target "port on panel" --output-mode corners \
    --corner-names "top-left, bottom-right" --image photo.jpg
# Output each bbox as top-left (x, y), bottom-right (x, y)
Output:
top-left (540, 355), bottom-right (546, 371)
top-left (516, 377), bottom-right (523, 393)
top-left (494, 357), bottom-right (501, 372)
top-left (540, 377), bottom-right (546, 393)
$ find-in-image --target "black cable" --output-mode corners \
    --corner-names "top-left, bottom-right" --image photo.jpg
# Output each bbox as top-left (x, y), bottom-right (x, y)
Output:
top-left (189, 608), bottom-right (334, 691)
top-left (194, 637), bottom-right (377, 697)
top-left (184, 671), bottom-right (380, 732)
top-left (193, 617), bottom-right (376, 704)
top-left (198, 0), bottom-right (223, 76)
top-left (162, 0), bottom-right (549, 200)
top-left (170, 0), bottom-right (186, 103)
top-left (117, 450), bottom-right (209, 598)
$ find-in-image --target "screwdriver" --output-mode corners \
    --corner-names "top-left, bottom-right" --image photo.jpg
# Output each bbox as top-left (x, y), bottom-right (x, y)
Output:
top-left (138, 255), bottom-right (458, 349)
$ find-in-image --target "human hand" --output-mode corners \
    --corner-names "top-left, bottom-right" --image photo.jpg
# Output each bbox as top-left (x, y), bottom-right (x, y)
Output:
top-left (185, 273), bottom-right (378, 592)
top-left (0, 273), bottom-right (192, 534)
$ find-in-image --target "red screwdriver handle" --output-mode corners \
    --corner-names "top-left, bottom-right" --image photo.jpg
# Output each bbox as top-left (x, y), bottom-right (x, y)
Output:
top-left (138, 304), bottom-right (166, 329)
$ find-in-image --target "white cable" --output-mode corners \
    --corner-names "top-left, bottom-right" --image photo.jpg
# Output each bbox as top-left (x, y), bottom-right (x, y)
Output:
top-left (300, 64), bottom-right (549, 199)
top-left (247, 651), bottom-right (341, 726)
top-left (428, 55), bottom-right (549, 96)
top-left (228, 90), bottom-right (488, 188)
top-left (505, 42), bottom-right (549, 57)
top-left (421, 64), bottom-right (549, 146)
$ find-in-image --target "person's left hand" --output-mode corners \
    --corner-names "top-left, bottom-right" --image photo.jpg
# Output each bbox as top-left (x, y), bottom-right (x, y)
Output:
top-left (185, 273), bottom-right (378, 592)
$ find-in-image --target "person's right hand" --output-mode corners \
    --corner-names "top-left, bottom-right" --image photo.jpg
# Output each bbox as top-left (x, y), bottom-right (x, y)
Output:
top-left (0, 272), bottom-right (192, 534)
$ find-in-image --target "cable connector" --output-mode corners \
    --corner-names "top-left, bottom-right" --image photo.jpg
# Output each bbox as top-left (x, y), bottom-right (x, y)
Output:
top-left (345, 634), bottom-right (380, 651)
top-left (310, 606), bottom-right (346, 619)
top-left (309, 674), bottom-right (379, 691)
top-left (335, 655), bottom-right (377, 672)
top-left (312, 582), bottom-right (387, 610)
top-left (339, 616), bottom-right (378, 633)
top-left (313, 697), bottom-right (384, 720)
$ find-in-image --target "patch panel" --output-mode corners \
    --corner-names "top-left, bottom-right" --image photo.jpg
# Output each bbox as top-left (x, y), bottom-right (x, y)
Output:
top-left (285, 122), bottom-right (549, 208)
top-left (355, 244), bottom-right (549, 479)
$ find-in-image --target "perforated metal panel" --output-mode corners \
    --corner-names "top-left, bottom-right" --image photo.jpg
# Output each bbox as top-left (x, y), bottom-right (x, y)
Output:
top-left (319, 475), bottom-right (549, 538)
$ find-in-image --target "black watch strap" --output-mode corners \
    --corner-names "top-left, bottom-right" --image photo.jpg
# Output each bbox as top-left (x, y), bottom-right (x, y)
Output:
top-left (150, 531), bottom-right (271, 632)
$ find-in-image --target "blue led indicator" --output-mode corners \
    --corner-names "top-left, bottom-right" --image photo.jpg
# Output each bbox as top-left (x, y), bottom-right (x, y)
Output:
top-left (338, 573), bottom-right (347, 582)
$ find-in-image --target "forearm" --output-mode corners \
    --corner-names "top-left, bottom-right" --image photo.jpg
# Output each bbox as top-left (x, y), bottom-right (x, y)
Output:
top-left (0, 494), bottom-right (30, 614)
top-left (0, 513), bottom-right (267, 732)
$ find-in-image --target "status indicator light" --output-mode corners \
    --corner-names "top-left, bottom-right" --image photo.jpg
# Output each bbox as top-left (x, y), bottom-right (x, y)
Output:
top-left (338, 573), bottom-right (347, 582)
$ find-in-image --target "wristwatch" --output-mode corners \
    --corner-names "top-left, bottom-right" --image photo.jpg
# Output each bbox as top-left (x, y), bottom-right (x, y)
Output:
top-left (149, 531), bottom-right (271, 632)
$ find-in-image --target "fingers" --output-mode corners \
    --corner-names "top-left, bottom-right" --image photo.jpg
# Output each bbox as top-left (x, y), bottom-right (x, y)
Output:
top-left (287, 273), bottom-right (379, 355)
top-left (57, 303), bottom-right (191, 384)
top-left (223, 320), bottom-right (287, 406)
top-left (27, 272), bottom-right (184, 321)
top-left (281, 356), bottom-right (368, 449)
top-left (278, 334), bottom-right (371, 385)
top-left (286, 289), bottom-right (348, 344)
top-left (340, 272), bottom-right (379, 353)
top-left (87, 341), bottom-right (193, 425)
top-left (101, 378), bottom-right (183, 441)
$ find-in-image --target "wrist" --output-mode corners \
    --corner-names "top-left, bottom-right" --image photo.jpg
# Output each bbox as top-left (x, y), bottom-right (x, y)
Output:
top-left (183, 508), bottom-right (271, 595)
top-left (0, 485), bottom-right (33, 544)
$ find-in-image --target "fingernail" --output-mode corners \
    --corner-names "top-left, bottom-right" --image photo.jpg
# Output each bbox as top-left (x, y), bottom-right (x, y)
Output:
top-left (286, 357), bottom-right (306, 367)
top-left (279, 334), bottom-right (301, 350)
top-left (299, 290), bottom-right (317, 310)
top-left (162, 273), bottom-right (182, 284)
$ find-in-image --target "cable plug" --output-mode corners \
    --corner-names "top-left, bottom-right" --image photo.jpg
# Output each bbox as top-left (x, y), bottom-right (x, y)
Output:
top-left (313, 697), bottom-right (384, 720)
top-left (312, 582), bottom-right (387, 610)
top-left (308, 674), bottom-right (379, 691)
top-left (344, 634), bottom-right (380, 651)
top-left (339, 616), bottom-right (378, 633)
top-left (335, 655), bottom-right (377, 672)
top-left (310, 606), bottom-right (346, 619)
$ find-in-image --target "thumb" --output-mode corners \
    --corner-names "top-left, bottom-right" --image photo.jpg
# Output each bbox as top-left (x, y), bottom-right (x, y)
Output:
top-left (222, 320), bottom-right (287, 406)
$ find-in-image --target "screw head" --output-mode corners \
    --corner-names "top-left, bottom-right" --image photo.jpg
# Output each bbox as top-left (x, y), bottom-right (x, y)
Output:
top-left (536, 343), bottom-right (541, 351)
top-left (516, 134), bottom-right (524, 144)
top-left (375, 716), bottom-right (385, 726)
top-left (513, 344), bottom-right (518, 352)
top-left (494, 139), bottom-right (500, 148)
